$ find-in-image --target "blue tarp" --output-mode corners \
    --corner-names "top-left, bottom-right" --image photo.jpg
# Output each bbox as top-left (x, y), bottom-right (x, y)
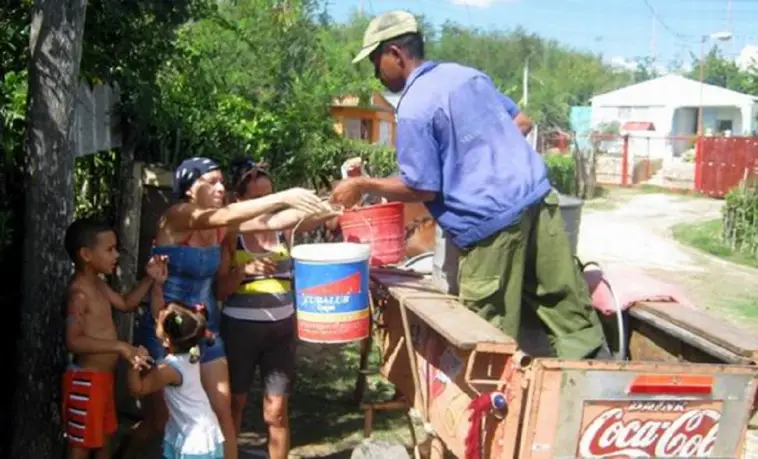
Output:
top-left (570, 106), bottom-right (592, 150)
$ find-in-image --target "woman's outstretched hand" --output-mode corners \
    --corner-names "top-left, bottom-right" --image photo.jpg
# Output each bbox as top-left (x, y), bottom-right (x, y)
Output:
top-left (277, 187), bottom-right (325, 214)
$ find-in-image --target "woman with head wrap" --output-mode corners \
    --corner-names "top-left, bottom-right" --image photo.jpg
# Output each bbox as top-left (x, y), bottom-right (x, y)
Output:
top-left (120, 157), bottom-right (323, 459)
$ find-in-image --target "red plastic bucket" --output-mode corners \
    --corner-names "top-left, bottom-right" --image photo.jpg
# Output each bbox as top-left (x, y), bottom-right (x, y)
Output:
top-left (339, 202), bottom-right (404, 266)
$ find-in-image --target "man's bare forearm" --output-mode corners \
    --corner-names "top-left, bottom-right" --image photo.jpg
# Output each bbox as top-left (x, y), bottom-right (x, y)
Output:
top-left (358, 176), bottom-right (435, 203)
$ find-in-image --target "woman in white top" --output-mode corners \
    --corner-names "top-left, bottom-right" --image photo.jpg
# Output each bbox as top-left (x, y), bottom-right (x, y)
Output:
top-left (216, 159), bottom-right (337, 459)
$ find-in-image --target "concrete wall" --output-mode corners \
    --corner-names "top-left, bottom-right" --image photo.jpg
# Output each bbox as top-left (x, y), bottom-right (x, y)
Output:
top-left (596, 155), bottom-right (663, 185)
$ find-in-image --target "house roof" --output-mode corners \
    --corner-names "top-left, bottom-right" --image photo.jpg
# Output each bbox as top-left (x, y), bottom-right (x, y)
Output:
top-left (331, 92), bottom-right (395, 113)
top-left (382, 92), bottom-right (401, 110)
top-left (591, 74), bottom-right (758, 108)
top-left (622, 121), bottom-right (656, 131)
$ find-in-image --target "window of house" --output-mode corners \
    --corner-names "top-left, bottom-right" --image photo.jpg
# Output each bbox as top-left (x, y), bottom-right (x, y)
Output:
top-left (378, 121), bottom-right (392, 145)
top-left (360, 118), bottom-right (373, 141)
top-left (617, 107), bottom-right (632, 120)
top-left (717, 119), bottom-right (733, 132)
top-left (344, 118), bottom-right (361, 139)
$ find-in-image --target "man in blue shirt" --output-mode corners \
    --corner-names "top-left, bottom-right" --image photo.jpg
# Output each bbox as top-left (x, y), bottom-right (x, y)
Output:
top-left (332, 10), bottom-right (609, 360)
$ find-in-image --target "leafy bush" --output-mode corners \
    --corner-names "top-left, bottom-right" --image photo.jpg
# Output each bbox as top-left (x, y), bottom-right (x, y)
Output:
top-left (296, 140), bottom-right (583, 199)
top-left (722, 183), bottom-right (758, 258)
top-left (287, 136), bottom-right (396, 191)
top-left (545, 154), bottom-right (576, 195)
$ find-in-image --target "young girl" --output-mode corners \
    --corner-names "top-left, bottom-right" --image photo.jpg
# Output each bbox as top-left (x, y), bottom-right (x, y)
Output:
top-left (128, 302), bottom-right (224, 459)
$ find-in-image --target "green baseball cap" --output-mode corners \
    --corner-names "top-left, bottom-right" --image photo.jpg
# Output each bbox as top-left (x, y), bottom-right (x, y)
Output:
top-left (352, 10), bottom-right (419, 64)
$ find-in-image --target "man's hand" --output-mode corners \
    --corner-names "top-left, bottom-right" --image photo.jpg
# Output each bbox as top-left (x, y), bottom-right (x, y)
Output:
top-left (331, 178), bottom-right (363, 209)
top-left (342, 157), bottom-right (364, 178)
top-left (243, 257), bottom-right (278, 276)
top-left (145, 255), bottom-right (169, 284)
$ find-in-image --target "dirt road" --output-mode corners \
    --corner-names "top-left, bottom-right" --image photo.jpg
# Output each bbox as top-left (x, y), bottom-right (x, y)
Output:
top-left (577, 189), bottom-right (758, 331)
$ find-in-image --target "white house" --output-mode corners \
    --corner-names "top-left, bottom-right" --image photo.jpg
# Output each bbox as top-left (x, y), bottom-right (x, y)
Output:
top-left (590, 74), bottom-right (758, 161)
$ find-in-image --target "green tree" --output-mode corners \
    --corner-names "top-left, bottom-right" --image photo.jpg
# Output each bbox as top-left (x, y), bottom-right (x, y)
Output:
top-left (427, 20), bottom-right (630, 128)
top-left (146, 0), bottom-right (376, 187)
top-left (688, 46), bottom-right (755, 94)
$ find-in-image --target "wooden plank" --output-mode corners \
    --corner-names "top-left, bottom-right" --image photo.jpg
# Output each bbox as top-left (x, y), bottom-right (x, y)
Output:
top-left (73, 82), bottom-right (122, 157)
top-left (634, 301), bottom-right (758, 360)
top-left (371, 272), bottom-right (516, 350)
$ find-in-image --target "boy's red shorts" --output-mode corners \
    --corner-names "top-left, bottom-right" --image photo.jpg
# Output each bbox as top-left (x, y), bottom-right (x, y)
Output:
top-left (61, 367), bottom-right (117, 449)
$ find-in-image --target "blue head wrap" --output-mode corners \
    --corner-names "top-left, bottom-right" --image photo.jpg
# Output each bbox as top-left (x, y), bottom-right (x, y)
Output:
top-left (172, 157), bottom-right (220, 199)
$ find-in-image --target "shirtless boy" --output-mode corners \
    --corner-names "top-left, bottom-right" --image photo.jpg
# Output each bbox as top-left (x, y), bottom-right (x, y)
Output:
top-left (62, 218), bottom-right (167, 459)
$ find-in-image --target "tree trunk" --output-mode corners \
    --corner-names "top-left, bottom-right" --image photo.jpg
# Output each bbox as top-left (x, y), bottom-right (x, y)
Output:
top-left (113, 125), bottom-right (142, 341)
top-left (112, 125), bottom-right (143, 417)
top-left (12, 1), bottom-right (88, 458)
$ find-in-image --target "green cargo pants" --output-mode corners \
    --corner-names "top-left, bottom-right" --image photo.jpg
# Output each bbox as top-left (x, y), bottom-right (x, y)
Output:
top-left (458, 189), bottom-right (605, 360)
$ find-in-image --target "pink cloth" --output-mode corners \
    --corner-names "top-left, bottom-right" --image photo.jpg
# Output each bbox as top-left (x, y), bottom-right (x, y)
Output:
top-left (582, 265), bottom-right (696, 316)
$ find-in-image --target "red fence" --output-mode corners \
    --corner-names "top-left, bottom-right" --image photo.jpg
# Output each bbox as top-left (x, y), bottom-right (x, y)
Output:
top-left (695, 137), bottom-right (758, 198)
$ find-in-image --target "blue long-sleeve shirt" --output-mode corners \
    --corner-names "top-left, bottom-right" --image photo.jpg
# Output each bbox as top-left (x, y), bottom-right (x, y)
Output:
top-left (395, 61), bottom-right (550, 248)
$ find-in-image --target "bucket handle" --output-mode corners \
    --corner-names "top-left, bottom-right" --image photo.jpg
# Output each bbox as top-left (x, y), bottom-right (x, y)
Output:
top-left (290, 201), bottom-right (376, 255)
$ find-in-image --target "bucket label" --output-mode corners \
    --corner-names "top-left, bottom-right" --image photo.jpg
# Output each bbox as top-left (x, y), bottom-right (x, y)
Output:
top-left (294, 260), bottom-right (369, 314)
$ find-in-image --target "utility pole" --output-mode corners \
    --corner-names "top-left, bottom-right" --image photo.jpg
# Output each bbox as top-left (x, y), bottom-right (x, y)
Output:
top-left (650, 14), bottom-right (657, 68)
top-left (523, 56), bottom-right (529, 107)
top-left (358, 0), bottom-right (363, 15)
top-left (727, 0), bottom-right (733, 56)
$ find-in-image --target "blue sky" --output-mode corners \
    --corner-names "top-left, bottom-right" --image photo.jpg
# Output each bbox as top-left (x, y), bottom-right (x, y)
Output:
top-left (327, 0), bottom-right (758, 70)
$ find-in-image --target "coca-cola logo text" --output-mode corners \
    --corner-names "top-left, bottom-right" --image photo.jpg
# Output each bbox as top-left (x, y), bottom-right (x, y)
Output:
top-left (577, 406), bottom-right (720, 457)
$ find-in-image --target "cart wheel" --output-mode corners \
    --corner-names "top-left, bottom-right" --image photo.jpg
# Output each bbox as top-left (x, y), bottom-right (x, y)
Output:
top-left (351, 439), bottom-right (410, 459)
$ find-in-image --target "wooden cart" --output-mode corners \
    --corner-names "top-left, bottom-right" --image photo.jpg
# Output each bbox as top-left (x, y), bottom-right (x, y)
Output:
top-left (358, 271), bottom-right (758, 458)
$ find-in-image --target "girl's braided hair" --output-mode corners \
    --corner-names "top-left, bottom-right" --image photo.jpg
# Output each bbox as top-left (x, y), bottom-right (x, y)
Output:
top-left (160, 302), bottom-right (215, 363)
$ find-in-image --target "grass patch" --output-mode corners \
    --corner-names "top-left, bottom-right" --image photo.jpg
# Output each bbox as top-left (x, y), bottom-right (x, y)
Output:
top-left (721, 297), bottom-right (758, 321)
top-left (672, 219), bottom-right (758, 269)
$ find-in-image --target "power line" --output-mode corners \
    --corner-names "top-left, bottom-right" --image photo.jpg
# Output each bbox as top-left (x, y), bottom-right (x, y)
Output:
top-left (640, 0), bottom-right (690, 41)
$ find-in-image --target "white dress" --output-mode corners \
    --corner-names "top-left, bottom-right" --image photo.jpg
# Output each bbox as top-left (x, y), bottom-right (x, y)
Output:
top-left (162, 353), bottom-right (224, 459)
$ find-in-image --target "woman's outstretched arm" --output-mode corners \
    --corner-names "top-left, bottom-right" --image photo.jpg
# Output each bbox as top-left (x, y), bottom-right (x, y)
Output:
top-left (165, 188), bottom-right (324, 231)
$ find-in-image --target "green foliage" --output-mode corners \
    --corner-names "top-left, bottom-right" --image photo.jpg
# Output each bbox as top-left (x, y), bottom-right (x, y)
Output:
top-left (0, 1), bottom-right (31, 247)
top-left (673, 218), bottom-right (758, 269)
top-left (722, 184), bottom-right (758, 258)
top-left (144, 0), bottom-right (377, 189)
top-left (298, 136), bottom-right (396, 191)
top-left (428, 24), bottom-right (631, 129)
top-left (545, 154), bottom-right (576, 195)
top-left (74, 151), bottom-right (118, 220)
top-left (687, 46), bottom-right (758, 101)
top-left (0, 70), bottom-right (27, 166)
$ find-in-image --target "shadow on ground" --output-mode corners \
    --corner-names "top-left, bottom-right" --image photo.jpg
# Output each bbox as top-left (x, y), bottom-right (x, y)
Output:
top-left (116, 341), bottom-right (414, 459)
top-left (240, 341), bottom-right (414, 458)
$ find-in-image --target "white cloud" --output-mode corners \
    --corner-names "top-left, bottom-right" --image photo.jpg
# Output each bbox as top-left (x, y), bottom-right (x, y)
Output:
top-left (736, 45), bottom-right (758, 71)
top-left (449, 0), bottom-right (517, 8)
top-left (608, 56), bottom-right (672, 76)
top-left (609, 56), bottom-right (636, 71)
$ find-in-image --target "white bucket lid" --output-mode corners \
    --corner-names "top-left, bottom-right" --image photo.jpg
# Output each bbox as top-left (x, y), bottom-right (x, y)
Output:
top-left (291, 242), bottom-right (371, 264)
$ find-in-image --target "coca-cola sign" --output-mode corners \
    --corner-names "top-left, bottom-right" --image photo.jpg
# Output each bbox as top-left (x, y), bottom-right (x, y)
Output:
top-left (576, 400), bottom-right (722, 458)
